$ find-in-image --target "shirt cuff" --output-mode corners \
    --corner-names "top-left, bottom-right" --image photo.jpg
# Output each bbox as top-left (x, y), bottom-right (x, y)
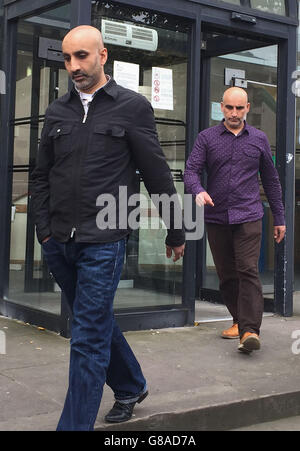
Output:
top-left (273, 214), bottom-right (286, 226)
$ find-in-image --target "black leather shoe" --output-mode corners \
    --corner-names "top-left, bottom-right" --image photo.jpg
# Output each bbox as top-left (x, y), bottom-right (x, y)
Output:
top-left (105, 391), bottom-right (148, 423)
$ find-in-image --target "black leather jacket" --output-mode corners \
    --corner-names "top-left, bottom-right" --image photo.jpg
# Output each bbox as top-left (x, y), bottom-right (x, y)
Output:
top-left (31, 78), bottom-right (185, 247)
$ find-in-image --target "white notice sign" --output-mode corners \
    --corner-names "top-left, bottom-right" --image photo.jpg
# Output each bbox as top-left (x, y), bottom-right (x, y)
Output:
top-left (211, 102), bottom-right (224, 122)
top-left (151, 67), bottom-right (174, 111)
top-left (113, 61), bottom-right (139, 93)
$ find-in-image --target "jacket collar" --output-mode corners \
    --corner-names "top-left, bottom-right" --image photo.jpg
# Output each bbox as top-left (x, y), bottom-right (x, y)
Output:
top-left (65, 76), bottom-right (119, 102)
top-left (102, 77), bottom-right (118, 99)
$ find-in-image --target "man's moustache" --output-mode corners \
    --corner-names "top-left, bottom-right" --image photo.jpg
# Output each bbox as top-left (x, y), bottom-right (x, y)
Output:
top-left (72, 73), bottom-right (87, 79)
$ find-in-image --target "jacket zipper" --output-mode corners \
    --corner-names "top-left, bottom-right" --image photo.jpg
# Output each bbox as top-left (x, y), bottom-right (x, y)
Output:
top-left (70, 95), bottom-right (89, 239)
top-left (71, 91), bottom-right (99, 239)
top-left (82, 110), bottom-right (88, 124)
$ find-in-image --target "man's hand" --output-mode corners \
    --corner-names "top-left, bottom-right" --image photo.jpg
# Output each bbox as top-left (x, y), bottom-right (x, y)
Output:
top-left (274, 225), bottom-right (286, 244)
top-left (42, 236), bottom-right (52, 244)
top-left (195, 191), bottom-right (214, 207)
top-left (166, 244), bottom-right (185, 262)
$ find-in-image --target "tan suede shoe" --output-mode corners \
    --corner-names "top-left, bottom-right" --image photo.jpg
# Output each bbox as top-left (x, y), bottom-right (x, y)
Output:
top-left (221, 323), bottom-right (239, 339)
top-left (238, 332), bottom-right (261, 354)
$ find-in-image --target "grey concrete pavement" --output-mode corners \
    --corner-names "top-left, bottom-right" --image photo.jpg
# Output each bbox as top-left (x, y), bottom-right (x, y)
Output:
top-left (1, 306), bottom-right (300, 431)
top-left (232, 416), bottom-right (300, 431)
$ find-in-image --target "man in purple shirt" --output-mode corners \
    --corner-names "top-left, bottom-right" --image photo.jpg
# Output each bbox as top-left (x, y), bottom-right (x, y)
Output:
top-left (184, 87), bottom-right (286, 354)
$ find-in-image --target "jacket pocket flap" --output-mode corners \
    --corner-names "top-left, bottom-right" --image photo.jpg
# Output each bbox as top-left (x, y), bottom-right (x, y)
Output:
top-left (49, 124), bottom-right (73, 138)
top-left (111, 126), bottom-right (125, 138)
top-left (94, 125), bottom-right (125, 137)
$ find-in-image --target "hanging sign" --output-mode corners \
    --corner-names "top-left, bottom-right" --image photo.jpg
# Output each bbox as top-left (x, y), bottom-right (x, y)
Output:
top-left (151, 67), bottom-right (174, 111)
top-left (113, 61), bottom-right (140, 93)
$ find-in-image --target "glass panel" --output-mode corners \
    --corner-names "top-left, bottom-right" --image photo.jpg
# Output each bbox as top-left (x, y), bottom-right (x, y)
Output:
top-left (9, 4), bottom-right (70, 314)
top-left (295, 5), bottom-right (300, 291)
top-left (250, 0), bottom-right (286, 15)
top-left (92, 2), bottom-right (191, 309)
top-left (0, 1), bottom-right (4, 118)
top-left (204, 38), bottom-right (278, 302)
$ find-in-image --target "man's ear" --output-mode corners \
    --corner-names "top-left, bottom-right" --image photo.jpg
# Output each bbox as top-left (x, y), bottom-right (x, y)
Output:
top-left (99, 47), bottom-right (108, 66)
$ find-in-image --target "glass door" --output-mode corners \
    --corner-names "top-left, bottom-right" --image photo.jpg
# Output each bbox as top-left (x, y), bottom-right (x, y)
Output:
top-left (199, 29), bottom-right (278, 318)
top-left (92, 1), bottom-right (191, 311)
top-left (8, 5), bottom-right (70, 314)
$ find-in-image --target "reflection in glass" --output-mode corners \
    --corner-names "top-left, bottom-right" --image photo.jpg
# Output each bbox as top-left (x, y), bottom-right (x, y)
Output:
top-left (250, 0), bottom-right (286, 15)
top-left (9, 4), bottom-right (70, 314)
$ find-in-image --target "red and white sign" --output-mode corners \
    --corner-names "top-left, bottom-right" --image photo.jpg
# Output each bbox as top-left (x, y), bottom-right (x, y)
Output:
top-left (151, 67), bottom-right (173, 111)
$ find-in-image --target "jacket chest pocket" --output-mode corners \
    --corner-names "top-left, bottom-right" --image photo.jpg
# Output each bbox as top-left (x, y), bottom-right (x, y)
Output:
top-left (92, 125), bottom-right (126, 157)
top-left (49, 124), bottom-right (73, 159)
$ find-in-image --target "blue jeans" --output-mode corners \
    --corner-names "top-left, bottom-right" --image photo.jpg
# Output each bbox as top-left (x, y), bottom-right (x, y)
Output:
top-left (42, 237), bottom-right (146, 431)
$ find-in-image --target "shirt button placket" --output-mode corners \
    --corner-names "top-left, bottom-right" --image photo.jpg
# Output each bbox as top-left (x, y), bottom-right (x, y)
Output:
top-left (227, 136), bottom-right (237, 223)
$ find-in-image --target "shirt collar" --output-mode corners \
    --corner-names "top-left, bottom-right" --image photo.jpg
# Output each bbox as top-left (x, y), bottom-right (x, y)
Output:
top-left (69, 75), bottom-right (118, 101)
top-left (75, 75), bottom-right (111, 98)
top-left (219, 119), bottom-right (250, 136)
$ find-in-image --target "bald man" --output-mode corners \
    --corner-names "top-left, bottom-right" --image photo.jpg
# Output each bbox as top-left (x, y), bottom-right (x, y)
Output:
top-left (62, 25), bottom-right (107, 93)
top-left (32, 26), bottom-right (185, 430)
top-left (184, 87), bottom-right (285, 354)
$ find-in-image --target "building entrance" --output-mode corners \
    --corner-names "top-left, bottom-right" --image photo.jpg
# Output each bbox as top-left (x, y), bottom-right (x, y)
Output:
top-left (196, 27), bottom-right (280, 322)
top-left (0, 0), bottom-right (296, 334)
top-left (5, 2), bottom-right (192, 334)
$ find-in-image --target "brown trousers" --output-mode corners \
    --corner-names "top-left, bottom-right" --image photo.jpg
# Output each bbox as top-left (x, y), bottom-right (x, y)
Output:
top-left (206, 220), bottom-right (263, 337)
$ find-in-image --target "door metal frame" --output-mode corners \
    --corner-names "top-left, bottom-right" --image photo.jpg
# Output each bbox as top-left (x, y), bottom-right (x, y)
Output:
top-left (275, 25), bottom-right (297, 316)
top-left (198, 28), bottom-right (282, 312)
top-left (195, 10), bottom-right (297, 318)
top-left (0, 2), bottom-right (71, 334)
top-left (0, 11), bottom-right (18, 306)
top-left (0, 0), bottom-right (297, 336)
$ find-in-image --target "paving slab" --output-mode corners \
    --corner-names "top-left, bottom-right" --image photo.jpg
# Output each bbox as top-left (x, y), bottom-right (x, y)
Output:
top-left (1, 313), bottom-right (300, 431)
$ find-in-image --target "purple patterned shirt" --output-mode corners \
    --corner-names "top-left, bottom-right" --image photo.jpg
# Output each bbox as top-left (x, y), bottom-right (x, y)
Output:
top-left (184, 121), bottom-right (285, 226)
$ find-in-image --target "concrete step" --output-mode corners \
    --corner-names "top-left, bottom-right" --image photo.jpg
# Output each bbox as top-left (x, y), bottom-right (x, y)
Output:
top-left (96, 390), bottom-right (300, 431)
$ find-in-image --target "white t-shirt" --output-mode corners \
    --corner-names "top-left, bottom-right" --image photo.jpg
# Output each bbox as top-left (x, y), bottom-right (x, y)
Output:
top-left (77, 76), bottom-right (111, 122)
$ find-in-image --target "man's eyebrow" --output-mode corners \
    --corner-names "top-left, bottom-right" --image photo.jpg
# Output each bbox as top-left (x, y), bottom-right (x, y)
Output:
top-left (62, 50), bottom-right (89, 56)
top-left (225, 104), bottom-right (245, 108)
